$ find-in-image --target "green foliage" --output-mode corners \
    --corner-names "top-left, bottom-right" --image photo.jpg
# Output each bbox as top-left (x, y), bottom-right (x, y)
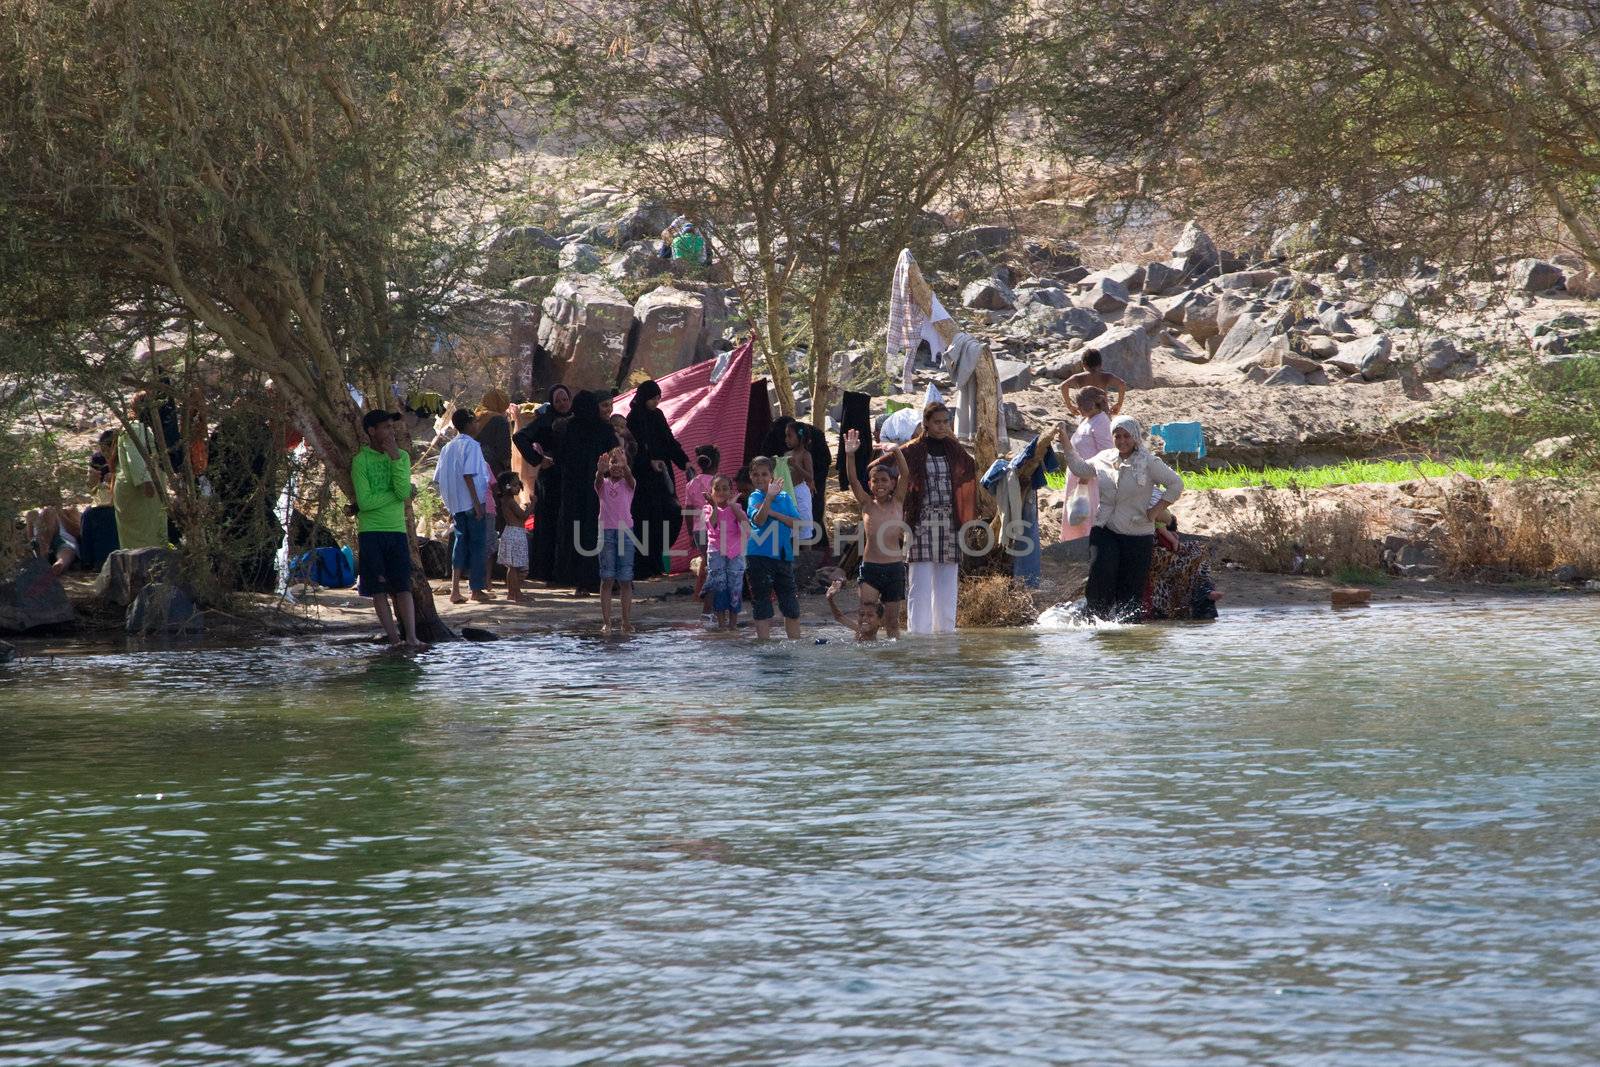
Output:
top-left (1045, 458), bottom-right (1550, 493)
top-left (1334, 563), bottom-right (1392, 587)
top-left (1435, 351), bottom-right (1600, 465)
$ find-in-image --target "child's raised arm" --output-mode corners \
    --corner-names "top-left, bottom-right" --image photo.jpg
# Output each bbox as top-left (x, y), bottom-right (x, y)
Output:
top-left (842, 430), bottom-right (869, 506)
top-left (893, 447), bottom-right (910, 503)
top-left (825, 579), bottom-right (860, 636)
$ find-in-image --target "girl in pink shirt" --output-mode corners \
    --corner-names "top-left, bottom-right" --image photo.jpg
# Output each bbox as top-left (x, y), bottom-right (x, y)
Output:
top-left (701, 474), bottom-right (750, 631)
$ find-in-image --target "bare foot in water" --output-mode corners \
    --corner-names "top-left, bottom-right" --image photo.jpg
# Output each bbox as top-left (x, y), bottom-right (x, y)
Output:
top-left (471, 590), bottom-right (496, 603)
top-left (404, 639), bottom-right (430, 652)
top-left (600, 622), bottom-right (612, 637)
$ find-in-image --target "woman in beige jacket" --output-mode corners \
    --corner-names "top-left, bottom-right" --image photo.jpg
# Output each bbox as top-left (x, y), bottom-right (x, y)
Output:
top-left (1059, 415), bottom-right (1183, 620)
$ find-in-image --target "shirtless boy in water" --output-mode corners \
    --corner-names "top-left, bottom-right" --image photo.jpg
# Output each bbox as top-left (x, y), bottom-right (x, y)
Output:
top-left (843, 429), bottom-right (909, 639)
top-left (1058, 349), bottom-right (1127, 415)
top-left (826, 578), bottom-right (885, 642)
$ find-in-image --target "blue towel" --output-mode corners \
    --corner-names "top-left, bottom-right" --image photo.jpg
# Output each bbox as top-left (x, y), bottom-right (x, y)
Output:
top-left (1149, 421), bottom-right (1205, 458)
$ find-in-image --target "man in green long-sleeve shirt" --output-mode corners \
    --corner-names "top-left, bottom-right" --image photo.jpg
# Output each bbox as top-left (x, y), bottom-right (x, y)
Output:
top-left (352, 410), bottom-right (425, 649)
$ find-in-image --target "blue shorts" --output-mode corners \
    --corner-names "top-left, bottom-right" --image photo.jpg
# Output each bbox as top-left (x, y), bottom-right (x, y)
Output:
top-left (598, 528), bottom-right (635, 583)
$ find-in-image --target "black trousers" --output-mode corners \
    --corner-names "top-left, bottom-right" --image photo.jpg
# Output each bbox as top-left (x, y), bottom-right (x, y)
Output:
top-left (1086, 526), bottom-right (1155, 620)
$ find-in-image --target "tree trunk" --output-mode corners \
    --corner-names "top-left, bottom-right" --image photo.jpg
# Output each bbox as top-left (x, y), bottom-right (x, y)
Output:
top-left (807, 283), bottom-right (835, 427)
top-left (761, 279), bottom-right (797, 417)
top-left (973, 342), bottom-right (1001, 484)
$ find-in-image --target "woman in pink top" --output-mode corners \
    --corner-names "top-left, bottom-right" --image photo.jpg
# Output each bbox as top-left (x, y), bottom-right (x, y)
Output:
top-left (701, 474), bottom-right (750, 630)
top-left (1061, 386), bottom-right (1113, 542)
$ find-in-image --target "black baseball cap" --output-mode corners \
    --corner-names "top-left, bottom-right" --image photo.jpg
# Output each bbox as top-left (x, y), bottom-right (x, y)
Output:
top-left (362, 409), bottom-right (400, 431)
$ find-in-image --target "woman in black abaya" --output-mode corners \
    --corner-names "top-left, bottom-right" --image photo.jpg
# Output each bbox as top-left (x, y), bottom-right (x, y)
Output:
top-left (626, 380), bottom-right (691, 580)
top-left (550, 390), bottom-right (618, 594)
top-left (512, 384), bottom-right (572, 584)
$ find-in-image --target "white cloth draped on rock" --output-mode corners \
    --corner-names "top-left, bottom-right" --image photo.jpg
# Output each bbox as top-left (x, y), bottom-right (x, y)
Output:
top-left (887, 249), bottom-right (955, 393)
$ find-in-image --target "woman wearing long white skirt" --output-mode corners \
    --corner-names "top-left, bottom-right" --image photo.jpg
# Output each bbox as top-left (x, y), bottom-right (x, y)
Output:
top-left (899, 403), bottom-right (977, 634)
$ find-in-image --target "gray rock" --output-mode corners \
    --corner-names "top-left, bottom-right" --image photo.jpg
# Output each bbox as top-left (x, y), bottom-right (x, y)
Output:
top-left (0, 639), bottom-right (14, 664)
top-left (1122, 303), bottom-right (1165, 336)
top-left (1329, 335), bottom-right (1393, 378)
top-left (1019, 304), bottom-right (1107, 342)
top-left (1372, 290), bottom-right (1418, 327)
top-left (1142, 261), bottom-right (1185, 296)
top-left (1416, 337), bottom-right (1467, 380)
top-left (935, 224), bottom-right (1016, 256)
top-left (1215, 269), bottom-right (1281, 291)
top-left (1082, 325), bottom-right (1154, 388)
top-left (1100, 262), bottom-right (1146, 293)
top-left (963, 277), bottom-right (1017, 311)
top-left (1168, 291), bottom-right (1219, 342)
top-left (994, 358), bottom-right (1033, 392)
top-left (1267, 221), bottom-right (1322, 259)
top-left (94, 547), bottom-right (176, 608)
top-left (1080, 276), bottom-right (1130, 314)
top-left (558, 241), bottom-right (603, 274)
top-left (1335, 252), bottom-right (1379, 279)
top-left (1297, 334), bottom-right (1341, 360)
top-left (1261, 365), bottom-right (1308, 387)
top-left (601, 241), bottom-right (667, 281)
top-left (1039, 356), bottom-right (1081, 380)
top-left (1, 559), bottom-right (76, 634)
top-left (1317, 306), bottom-right (1354, 334)
top-left (630, 286), bottom-right (706, 380)
top-left (482, 225), bottom-right (562, 286)
top-left (1267, 275), bottom-right (1322, 302)
top-left (1214, 308), bottom-right (1290, 366)
top-left (1215, 292), bottom-right (1257, 337)
top-left (1552, 564), bottom-right (1583, 584)
top-left (1510, 258), bottom-right (1565, 292)
top-left (126, 582), bottom-right (202, 637)
top-left (588, 201), bottom-right (673, 247)
top-left (1171, 220), bottom-right (1219, 272)
top-left (1003, 401), bottom-right (1030, 433)
top-left (1525, 435), bottom-right (1576, 462)
top-left (1014, 286), bottom-right (1071, 311)
top-left (537, 275), bottom-right (635, 391)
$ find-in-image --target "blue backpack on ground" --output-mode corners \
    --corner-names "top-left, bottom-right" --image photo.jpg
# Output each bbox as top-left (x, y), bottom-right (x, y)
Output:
top-left (293, 546), bottom-right (357, 588)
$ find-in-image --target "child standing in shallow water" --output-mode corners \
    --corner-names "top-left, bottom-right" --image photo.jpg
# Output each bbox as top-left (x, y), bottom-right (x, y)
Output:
top-left (843, 429), bottom-right (909, 639)
top-left (701, 474), bottom-right (750, 631)
top-left (595, 447), bottom-right (637, 635)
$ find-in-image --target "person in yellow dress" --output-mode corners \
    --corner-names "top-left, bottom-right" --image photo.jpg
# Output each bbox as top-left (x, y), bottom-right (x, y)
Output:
top-left (113, 394), bottom-right (169, 550)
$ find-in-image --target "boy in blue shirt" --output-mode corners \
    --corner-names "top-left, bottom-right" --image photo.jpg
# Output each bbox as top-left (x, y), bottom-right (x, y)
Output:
top-left (745, 455), bottom-right (803, 639)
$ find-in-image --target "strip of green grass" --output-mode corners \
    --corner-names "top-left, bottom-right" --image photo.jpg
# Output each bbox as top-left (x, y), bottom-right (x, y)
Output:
top-left (1044, 458), bottom-right (1548, 492)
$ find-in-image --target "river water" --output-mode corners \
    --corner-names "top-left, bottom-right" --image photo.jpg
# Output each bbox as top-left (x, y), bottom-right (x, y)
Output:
top-left (3, 600), bottom-right (1599, 1065)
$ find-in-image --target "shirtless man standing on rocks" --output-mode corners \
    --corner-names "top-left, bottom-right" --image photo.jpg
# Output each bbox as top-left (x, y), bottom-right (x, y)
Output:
top-left (1059, 349), bottom-right (1127, 416)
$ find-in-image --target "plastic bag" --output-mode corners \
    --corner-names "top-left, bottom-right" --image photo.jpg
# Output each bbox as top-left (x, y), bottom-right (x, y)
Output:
top-left (1067, 480), bottom-right (1093, 527)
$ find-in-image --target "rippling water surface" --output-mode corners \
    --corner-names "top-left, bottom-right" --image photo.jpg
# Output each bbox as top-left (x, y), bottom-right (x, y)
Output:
top-left (3, 600), bottom-right (1600, 1065)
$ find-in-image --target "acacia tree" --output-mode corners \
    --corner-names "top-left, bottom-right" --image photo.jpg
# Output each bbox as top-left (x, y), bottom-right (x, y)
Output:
top-left (1041, 0), bottom-right (1600, 268)
top-left (510, 0), bottom-right (1023, 415)
top-left (0, 0), bottom-right (503, 639)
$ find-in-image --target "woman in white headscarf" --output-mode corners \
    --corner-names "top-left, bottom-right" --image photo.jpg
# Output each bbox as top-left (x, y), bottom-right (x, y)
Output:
top-left (1057, 414), bottom-right (1183, 621)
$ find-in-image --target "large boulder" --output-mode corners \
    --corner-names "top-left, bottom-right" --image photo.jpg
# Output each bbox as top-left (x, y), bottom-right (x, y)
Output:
top-left (1017, 304), bottom-right (1107, 342)
top-left (538, 275), bottom-right (635, 391)
top-left (482, 225), bottom-right (562, 286)
top-left (0, 559), bottom-right (75, 634)
top-left (1215, 291), bottom-right (1257, 337)
top-left (1510, 258), bottom-right (1565, 293)
top-left (94, 547), bottom-right (176, 608)
top-left (1098, 262), bottom-right (1146, 293)
top-left (0, 639), bottom-right (14, 664)
top-left (934, 224), bottom-right (1016, 257)
top-left (1170, 220), bottom-right (1220, 273)
top-left (1166, 291), bottom-right (1219, 342)
top-left (558, 241), bottom-right (603, 274)
top-left (1415, 337), bottom-right (1469, 381)
top-left (1079, 276), bottom-right (1130, 314)
top-left (1142, 260), bottom-right (1186, 297)
top-left (1215, 269), bottom-right (1281, 291)
top-left (1372, 289), bottom-right (1418, 327)
top-left (586, 200), bottom-right (673, 247)
top-left (1214, 309), bottom-right (1291, 367)
top-left (126, 582), bottom-right (202, 637)
top-left (963, 277), bottom-right (1017, 311)
top-left (1014, 285), bottom-right (1072, 311)
top-left (1082, 325), bottom-right (1154, 389)
top-left (1329, 335), bottom-right (1393, 379)
top-left (630, 286), bottom-right (706, 380)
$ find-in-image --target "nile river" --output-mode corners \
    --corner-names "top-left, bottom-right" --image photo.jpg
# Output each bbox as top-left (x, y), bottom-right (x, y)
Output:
top-left (3, 600), bottom-right (1599, 1065)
